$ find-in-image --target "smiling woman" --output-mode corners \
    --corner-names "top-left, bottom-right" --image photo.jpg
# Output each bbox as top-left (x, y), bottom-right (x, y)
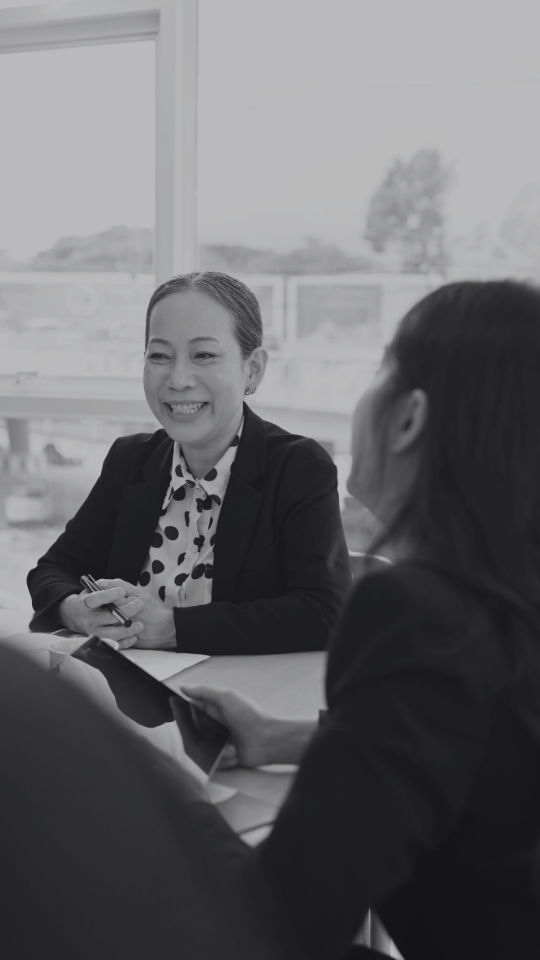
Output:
top-left (143, 275), bottom-right (267, 478)
top-left (27, 271), bottom-right (351, 655)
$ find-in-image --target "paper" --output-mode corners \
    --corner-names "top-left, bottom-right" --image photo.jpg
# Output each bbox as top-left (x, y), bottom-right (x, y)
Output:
top-left (120, 649), bottom-right (208, 682)
top-left (239, 825), bottom-right (273, 847)
top-left (206, 782), bottom-right (237, 805)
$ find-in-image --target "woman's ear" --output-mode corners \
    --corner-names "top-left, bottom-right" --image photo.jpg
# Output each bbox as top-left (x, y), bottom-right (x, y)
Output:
top-left (390, 389), bottom-right (428, 453)
top-left (245, 347), bottom-right (269, 391)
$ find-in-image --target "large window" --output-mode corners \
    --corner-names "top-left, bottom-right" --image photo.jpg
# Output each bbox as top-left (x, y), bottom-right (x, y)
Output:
top-left (0, 0), bottom-right (198, 596)
top-left (0, 39), bottom-right (155, 372)
top-left (198, 0), bottom-right (540, 547)
top-left (1, 0), bottom-right (539, 594)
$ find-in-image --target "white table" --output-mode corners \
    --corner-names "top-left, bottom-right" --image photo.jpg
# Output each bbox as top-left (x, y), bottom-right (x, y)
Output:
top-left (6, 632), bottom-right (326, 839)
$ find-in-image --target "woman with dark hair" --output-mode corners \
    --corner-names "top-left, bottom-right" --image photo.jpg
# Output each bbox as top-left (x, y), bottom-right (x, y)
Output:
top-left (183, 280), bottom-right (540, 958)
top-left (27, 271), bottom-right (350, 653)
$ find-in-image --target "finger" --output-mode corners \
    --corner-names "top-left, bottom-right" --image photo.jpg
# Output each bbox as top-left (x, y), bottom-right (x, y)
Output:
top-left (80, 602), bottom-right (128, 626)
top-left (115, 636), bottom-right (139, 650)
top-left (181, 684), bottom-right (231, 704)
top-left (116, 597), bottom-right (144, 617)
top-left (183, 685), bottom-right (258, 709)
top-left (92, 621), bottom-right (143, 643)
top-left (180, 685), bottom-right (231, 721)
top-left (85, 610), bottom-right (128, 627)
top-left (98, 577), bottom-right (138, 596)
top-left (83, 587), bottom-right (126, 609)
top-left (83, 595), bottom-right (144, 621)
top-left (217, 754), bottom-right (238, 770)
top-left (182, 685), bottom-right (257, 719)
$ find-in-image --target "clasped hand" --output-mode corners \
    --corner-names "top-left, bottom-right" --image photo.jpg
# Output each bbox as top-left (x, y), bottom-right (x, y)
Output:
top-left (59, 577), bottom-right (176, 650)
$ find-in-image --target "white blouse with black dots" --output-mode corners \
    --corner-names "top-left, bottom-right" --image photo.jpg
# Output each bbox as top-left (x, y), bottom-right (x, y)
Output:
top-left (138, 420), bottom-right (243, 608)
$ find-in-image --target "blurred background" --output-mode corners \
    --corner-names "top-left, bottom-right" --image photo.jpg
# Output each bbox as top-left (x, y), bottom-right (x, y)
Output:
top-left (1, 0), bottom-right (539, 601)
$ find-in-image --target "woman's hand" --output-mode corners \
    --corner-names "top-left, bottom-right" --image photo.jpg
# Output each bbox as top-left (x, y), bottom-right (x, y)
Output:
top-left (59, 582), bottom-right (144, 648)
top-left (99, 578), bottom-right (177, 650)
top-left (181, 686), bottom-right (318, 769)
top-left (180, 685), bottom-right (275, 768)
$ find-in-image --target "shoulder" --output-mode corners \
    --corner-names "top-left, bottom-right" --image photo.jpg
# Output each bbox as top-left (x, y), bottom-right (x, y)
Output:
top-left (103, 429), bottom-right (170, 478)
top-left (241, 405), bottom-right (337, 495)
top-left (328, 563), bottom-right (509, 703)
top-left (108, 429), bottom-right (169, 457)
top-left (266, 424), bottom-right (337, 499)
top-left (262, 415), bottom-right (334, 465)
top-left (347, 562), bottom-right (473, 633)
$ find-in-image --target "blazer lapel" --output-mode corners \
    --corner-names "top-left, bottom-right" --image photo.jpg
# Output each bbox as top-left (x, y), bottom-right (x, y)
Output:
top-left (107, 433), bottom-right (173, 585)
top-left (212, 404), bottom-right (267, 601)
top-left (108, 406), bottom-right (268, 595)
top-left (212, 475), bottom-right (263, 601)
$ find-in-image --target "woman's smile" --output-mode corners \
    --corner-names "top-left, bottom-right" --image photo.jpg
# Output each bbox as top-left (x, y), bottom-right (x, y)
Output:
top-left (143, 286), bottom-right (267, 478)
top-left (143, 288), bottom-right (248, 463)
top-left (163, 400), bottom-right (209, 421)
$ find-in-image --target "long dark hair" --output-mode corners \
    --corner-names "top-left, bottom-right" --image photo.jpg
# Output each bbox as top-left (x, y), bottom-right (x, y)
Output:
top-left (374, 279), bottom-right (540, 631)
top-left (371, 279), bottom-right (540, 883)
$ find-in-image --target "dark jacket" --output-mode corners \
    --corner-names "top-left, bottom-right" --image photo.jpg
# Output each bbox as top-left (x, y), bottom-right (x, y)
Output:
top-left (258, 563), bottom-right (540, 960)
top-left (28, 404), bottom-right (350, 653)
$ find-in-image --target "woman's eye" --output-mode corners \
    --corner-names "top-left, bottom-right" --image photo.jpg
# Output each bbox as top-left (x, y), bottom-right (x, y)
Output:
top-left (194, 352), bottom-right (217, 361)
top-left (147, 352), bottom-right (171, 362)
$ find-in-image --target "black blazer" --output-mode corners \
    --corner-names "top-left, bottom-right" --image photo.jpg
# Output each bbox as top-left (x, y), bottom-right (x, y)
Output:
top-left (28, 404), bottom-right (350, 654)
top-left (258, 564), bottom-right (540, 960)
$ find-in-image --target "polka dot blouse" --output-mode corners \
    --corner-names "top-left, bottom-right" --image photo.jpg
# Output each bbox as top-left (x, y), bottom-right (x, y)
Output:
top-left (138, 420), bottom-right (243, 608)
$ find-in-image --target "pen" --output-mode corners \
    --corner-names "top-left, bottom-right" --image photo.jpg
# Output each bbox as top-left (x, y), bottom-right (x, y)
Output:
top-left (79, 574), bottom-right (132, 628)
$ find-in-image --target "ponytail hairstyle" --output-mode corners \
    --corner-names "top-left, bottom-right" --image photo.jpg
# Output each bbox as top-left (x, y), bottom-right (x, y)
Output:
top-left (145, 271), bottom-right (263, 359)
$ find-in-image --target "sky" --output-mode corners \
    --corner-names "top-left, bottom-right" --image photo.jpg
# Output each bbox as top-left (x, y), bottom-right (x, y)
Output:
top-left (1, 0), bottom-right (540, 259)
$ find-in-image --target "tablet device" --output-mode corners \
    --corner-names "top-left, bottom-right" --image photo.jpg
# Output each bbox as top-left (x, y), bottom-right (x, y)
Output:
top-left (72, 636), bottom-right (230, 776)
top-left (169, 695), bottom-right (230, 777)
top-left (73, 635), bottom-right (174, 727)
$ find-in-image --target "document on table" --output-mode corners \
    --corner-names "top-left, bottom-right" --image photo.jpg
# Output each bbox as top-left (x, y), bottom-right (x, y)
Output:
top-left (120, 649), bottom-right (208, 682)
top-left (206, 781), bottom-right (237, 804)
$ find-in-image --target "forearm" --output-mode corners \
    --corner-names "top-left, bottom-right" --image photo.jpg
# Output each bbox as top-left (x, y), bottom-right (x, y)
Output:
top-left (28, 556), bottom-right (91, 633)
top-left (29, 578), bottom-right (82, 633)
top-left (28, 453), bottom-right (119, 628)
top-left (174, 594), bottom-right (332, 655)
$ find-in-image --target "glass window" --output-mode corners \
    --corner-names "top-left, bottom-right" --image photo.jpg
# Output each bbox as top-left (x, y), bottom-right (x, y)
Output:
top-left (198, 0), bottom-right (540, 549)
top-left (0, 39), bottom-right (155, 595)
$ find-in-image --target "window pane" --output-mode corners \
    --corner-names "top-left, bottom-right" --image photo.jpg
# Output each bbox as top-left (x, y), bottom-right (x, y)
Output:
top-left (0, 40), bottom-right (155, 596)
top-left (198, 0), bottom-right (540, 549)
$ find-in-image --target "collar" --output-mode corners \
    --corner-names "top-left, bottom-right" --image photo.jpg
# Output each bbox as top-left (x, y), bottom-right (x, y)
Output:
top-left (142, 402), bottom-right (267, 485)
top-left (162, 418), bottom-right (244, 509)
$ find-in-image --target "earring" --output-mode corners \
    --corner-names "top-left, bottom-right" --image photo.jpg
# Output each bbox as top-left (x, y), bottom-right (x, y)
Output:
top-left (244, 383), bottom-right (256, 396)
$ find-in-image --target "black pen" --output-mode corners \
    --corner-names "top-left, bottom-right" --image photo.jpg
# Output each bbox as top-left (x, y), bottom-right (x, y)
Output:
top-left (79, 574), bottom-right (132, 627)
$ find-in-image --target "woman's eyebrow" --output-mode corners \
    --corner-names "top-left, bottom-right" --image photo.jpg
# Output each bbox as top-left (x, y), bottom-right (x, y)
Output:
top-left (190, 336), bottom-right (221, 344)
top-left (147, 337), bottom-right (171, 345)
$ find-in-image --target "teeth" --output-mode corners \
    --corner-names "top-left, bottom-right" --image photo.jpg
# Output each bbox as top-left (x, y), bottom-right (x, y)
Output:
top-left (168, 402), bottom-right (205, 414)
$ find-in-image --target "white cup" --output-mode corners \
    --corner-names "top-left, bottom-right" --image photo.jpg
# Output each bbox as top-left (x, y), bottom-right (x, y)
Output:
top-left (48, 636), bottom-right (89, 671)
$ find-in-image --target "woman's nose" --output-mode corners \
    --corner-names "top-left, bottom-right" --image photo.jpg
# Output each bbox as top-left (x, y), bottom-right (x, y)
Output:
top-left (166, 358), bottom-right (197, 390)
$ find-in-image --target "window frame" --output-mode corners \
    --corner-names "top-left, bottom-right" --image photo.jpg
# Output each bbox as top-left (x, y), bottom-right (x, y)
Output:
top-left (0, 0), bottom-right (199, 284)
